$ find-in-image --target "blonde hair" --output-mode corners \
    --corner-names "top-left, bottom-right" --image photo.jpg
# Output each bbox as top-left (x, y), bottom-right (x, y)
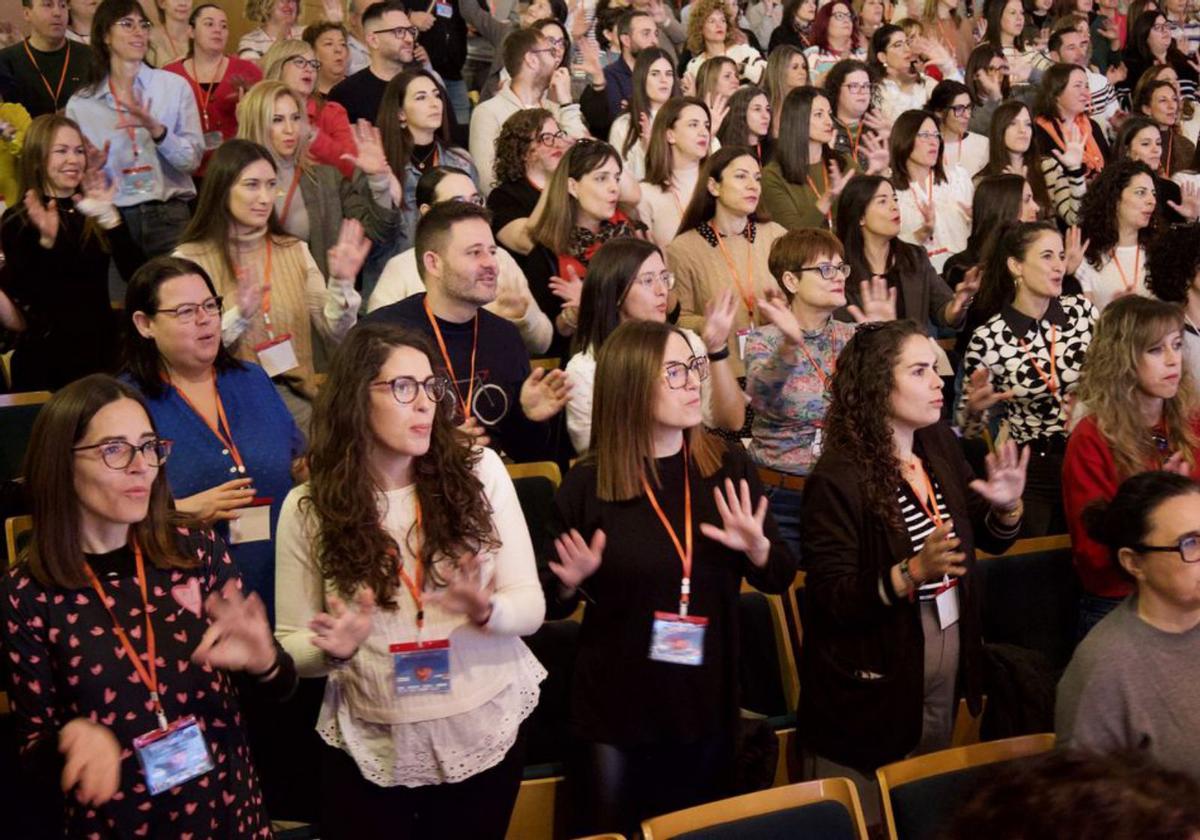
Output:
top-left (236, 80), bottom-right (312, 166)
top-left (244, 0), bottom-right (276, 25)
top-left (686, 0), bottom-right (737, 55)
top-left (261, 38), bottom-right (312, 81)
top-left (1076, 296), bottom-right (1199, 480)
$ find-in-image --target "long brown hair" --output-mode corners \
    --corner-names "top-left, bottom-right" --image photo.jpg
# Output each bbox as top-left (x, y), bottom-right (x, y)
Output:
top-left (378, 69), bottom-right (455, 189)
top-left (304, 323), bottom-right (499, 605)
top-left (591, 320), bottom-right (724, 501)
top-left (13, 114), bottom-right (103, 247)
top-left (825, 319), bottom-right (926, 529)
top-left (21, 375), bottom-right (197, 589)
top-left (1076, 296), bottom-right (1199, 479)
top-left (529, 139), bottom-right (623, 255)
top-left (644, 96), bottom-right (711, 189)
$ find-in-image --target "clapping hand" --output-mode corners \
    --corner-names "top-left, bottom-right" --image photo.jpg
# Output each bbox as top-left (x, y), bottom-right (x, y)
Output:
top-left (860, 131), bottom-right (890, 175)
top-left (457, 416), bottom-right (492, 448)
top-left (327, 218), bottom-right (372, 281)
top-left (816, 159), bottom-right (852, 216)
top-left (114, 89), bottom-right (165, 138)
top-left (756, 287), bottom-right (803, 345)
top-left (340, 120), bottom-right (391, 177)
top-left (520, 366), bottom-right (572, 421)
top-left (176, 477), bottom-right (256, 522)
top-left (847, 275), bottom-right (897, 323)
top-left (705, 91), bottom-right (730, 134)
top-left (1064, 225), bottom-right (1088, 275)
top-left (550, 527), bottom-right (606, 591)
top-left (698, 478), bottom-right (771, 567)
top-left (1050, 120), bottom-right (1086, 170)
top-left (968, 439), bottom-right (1030, 510)
top-left (426, 553), bottom-right (495, 624)
top-left (964, 367), bottom-right (1014, 416)
top-left (23, 190), bottom-right (59, 249)
top-left (1168, 179), bottom-right (1200, 221)
top-left (309, 589), bottom-right (376, 660)
top-left (913, 189), bottom-right (937, 242)
top-left (59, 719), bottom-right (121, 806)
top-left (1162, 450), bottom-right (1193, 476)
top-left (234, 263), bottom-right (263, 319)
top-left (191, 579), bottom-right (277, 674)
top-left (548, 264), bottom-right (584, 308)
top-left (701, 287), bottom-right (738, 353)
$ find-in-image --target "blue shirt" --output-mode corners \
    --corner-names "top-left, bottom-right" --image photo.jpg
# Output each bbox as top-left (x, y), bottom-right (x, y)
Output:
top-left (126, 363), bottom-right (304, 623)
top-left (66, 64), bottom-right (204, 206)
top-left (603, 57), bottom-right (634, 119)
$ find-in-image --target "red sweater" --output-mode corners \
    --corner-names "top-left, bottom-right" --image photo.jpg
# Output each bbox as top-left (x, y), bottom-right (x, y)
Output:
top-left (164, 56), bottom-right (262, 175)
top-left (1063, 413), bottom-right (1200, 597)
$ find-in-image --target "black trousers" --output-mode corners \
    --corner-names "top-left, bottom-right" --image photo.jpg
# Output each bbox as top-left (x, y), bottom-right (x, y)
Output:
top-left (568, 732), bottom-right (734, 838)
top-left (319, 726), bottom-right (527, 840)
top-left (1020, 449), bottom-right (1066, 537)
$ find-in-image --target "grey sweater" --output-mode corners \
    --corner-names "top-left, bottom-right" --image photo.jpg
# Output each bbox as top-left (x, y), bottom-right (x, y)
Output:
top-left (1056, 596), bottom-right (1200, 781)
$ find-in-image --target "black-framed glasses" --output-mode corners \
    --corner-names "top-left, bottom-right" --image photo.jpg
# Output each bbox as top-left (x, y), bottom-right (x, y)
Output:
top-left (543, 36), bottom-right (566, 49)
top-left (451, 194), bottom-right (485, 206)
top-left (1133, 534), bottom-right (1200, 563)
top-left (844, 81), bottom-right (872, 93)
top-left (537, 130), bottom-right (569, 146)
top-left (830, 10), bottom-right (854, 21)
top-left (372, 24), bottom-right (419, 40)
top-left (800, 262), bottom-right (851, 281)
top-left (371, 374), bottom-right (450, 404)
top-left (73, 438), bottom-right (173, 470)
top-left (664, 356), bottom-right (710, 389)
top-left (155, 296), bottom-right (223, 324)
top-left (287, 56), bottom-right (322, 70)
top-left (948, 103), bottom-right (973, 116)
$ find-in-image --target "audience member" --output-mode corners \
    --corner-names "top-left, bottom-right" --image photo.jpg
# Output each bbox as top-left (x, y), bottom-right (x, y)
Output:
top-left (236, 0), bottom-right (301, 61)
top-left (328, 1), bottom-right (419, 124)
top-left (0, 0), bottom-right (90, 116)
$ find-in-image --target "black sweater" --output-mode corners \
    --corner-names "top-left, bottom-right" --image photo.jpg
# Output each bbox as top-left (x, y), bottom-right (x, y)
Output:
top-left (0, 202), bottom-right (144, 391)
top-left (543, 445), bottom-right (797, 746)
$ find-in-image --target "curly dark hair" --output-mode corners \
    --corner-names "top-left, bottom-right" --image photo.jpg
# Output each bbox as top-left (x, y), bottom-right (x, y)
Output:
top-left (1147, 222), bottom-right (1200, 303)
top-left (304, 323), bottom-right (500, 606)
top-left (825, 319), bottom-right (927, 529)
top-left (493, 107), bottom-right (555, 187)
top-left (1079, 159), bottom-right (1160, 269)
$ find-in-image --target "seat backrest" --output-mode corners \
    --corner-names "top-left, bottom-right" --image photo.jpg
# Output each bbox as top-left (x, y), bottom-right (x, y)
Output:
top-left (977, 536), bottom-right (1077, 668)
top-left (5, 515), bottom-right (32, 568)
top-left (0, 394), bottom-right (51, 483)
top-left (738, 591), bottom-right (788, 719)
top-left (511, 474), bottom-right (557, 549)
top-left (877, 734), bottom-right (1056, 840)
top-left (672, 800), bottom-right (860, 839)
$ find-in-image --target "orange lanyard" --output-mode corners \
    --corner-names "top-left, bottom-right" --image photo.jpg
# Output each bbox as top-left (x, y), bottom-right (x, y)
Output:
top-left (168, 369), bottom-right (247, 474)
top-left (849, 121), bottom-right (863, 160)
top-left (184, 56), bottom-right (226, 132)
top-left (713, 228), bottom-right (756, 317)
top-left (424, 296), bottom-right (478, 417)
top-left (108, 76), bottom-right (141, 156)
top-left (641, 445), bottom-right (694, 615)
top-left (797, 339), bottom-right (834, 391)
top-left (1165, 131), bottom-right (1174, 176)
top-left (83, 543), bottom-right (168, 730)
top-left (806, 164), bottom-right (832, 227)
top-left (23, 39), bottom-right (70, 110)
top-left (279, 166), bottom-right (302, 225)
top-left (1016, 324), bottom-right (1060, 396)
top-left (1113, 245), bottom-right (1141, 294)
top-left (906, 458), bottom-right (944, 527)
top-left (396, 501), bottom-right (426, 630)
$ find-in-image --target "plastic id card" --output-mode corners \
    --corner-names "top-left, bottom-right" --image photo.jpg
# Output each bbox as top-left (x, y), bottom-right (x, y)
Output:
top-left (229, 497), bottom-right (272, 544)
top-left (649, 611), bottom-right (708, 666)
top-left (254, 334), bottom-right (299, 378)
top-left (132, 715), bottom-right (215, 795)
top-left (390, 639), bottom-right (451, 695)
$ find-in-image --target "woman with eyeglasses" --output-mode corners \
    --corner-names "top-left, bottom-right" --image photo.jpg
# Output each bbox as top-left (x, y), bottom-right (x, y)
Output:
top-left (546, 318), bottom-right (795, 836)
top-left (824, 58), bottom-right (887, 172)
top-left (1063, 296), bottom-right (1200, 637)
top-left (1135, 76), bottom-right (1196, 178)
top-left (685, 0), bottom-right (767, 86)
top-left (262, 39), bottom-right (357, 179)
top-left (890, 109), bottom-right (974, 274)
top-left (931, 79), bottom-right (988, 177)
top-left (639, 97), bottom-right (714, 246)
top-left (870, 24), bottom-right (960, 127)
top-left (275, 322), bottom-right (546, 839)
top-left (803, 0), bottom-right (866, 85)
top-left (148, 0), bottom-right (193, 67)
top-left (1, 373), bottom-right (297, 838)
top-left (565, 236), bottom-right (744, 455)
top-left (174, 139), bottom-right (371, 431)
top-left (746, 228), bottom-right (894, 558)
top-left (235, 81), bottom-right (396, 288)
top-left (1057, 469), bottom-right (1200, 781)
top-left (164, 4), bottom-right (263, 177)
top-left (799, 319), bottom-right (1025, 819)
top-left (122, 254), bottom-right (304, 621)
top-left (763, 44), bottom-right (809, 139)
top-left (1033, 63), bottom-right (1110, 222)
top-left (1121, 10), bottom-right (1199, 106)
top-left (488, 108), bottom-right (568, 258)
top-left (64, 0), bottom-right (205, 258)
top-left (964, 44), bottom-right (1013, 136)
top-left (610, 47), bottom-right (680, 184)
top-left (0, 113), bottom-right (143, 392)
top-left (769, 0), bottom-right (817, 50)
top-left (237, 0), bottom-right (302, 62)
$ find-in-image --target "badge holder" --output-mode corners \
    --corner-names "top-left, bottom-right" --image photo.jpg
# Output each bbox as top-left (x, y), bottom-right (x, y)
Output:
top-left (736, 328), bottom-right (751, 359)
top-left (935, 580), bottom-right (960, 630)
top-left (133, 714), bottom-right (215, 796)
top-left (119, 162), bottom-right (156, 198)
top-left (390, 639), bottom-right (452, 695)
top-left (204, 130), bottom-right (223, 150)
top-left (229, 497), bottom-right (272, 545)
top-left (255, 334), bottom-right (299, 377)
top-left (649, 610), bottom-right (708, 666)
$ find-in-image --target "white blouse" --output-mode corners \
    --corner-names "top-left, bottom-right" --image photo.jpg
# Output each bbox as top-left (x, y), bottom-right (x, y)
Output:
top-left (1075, 244), bottom-right (1152, 312)
top-left (942, 132), bottom-right (990, 176)
top-left (609, 111), bottom-right (650, 184)
top-left (896, 163), bottom-right (974, 274)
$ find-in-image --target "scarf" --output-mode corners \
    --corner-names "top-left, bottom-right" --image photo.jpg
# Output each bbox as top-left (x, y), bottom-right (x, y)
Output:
top-left (1035, 114), bottom-right (1105, 177)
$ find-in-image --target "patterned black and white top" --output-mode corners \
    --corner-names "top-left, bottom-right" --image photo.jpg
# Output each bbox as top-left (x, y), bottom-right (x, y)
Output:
top-left (957, 295), bottom-right (1097, 444)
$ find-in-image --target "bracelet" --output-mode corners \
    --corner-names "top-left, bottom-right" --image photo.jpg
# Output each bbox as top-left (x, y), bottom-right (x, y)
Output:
top-left (899, 557), bottom-right (918, 600)
top-left (248, 649), bottom-right (281, 681)
top-left (707, 345), bottom-right (730, 362)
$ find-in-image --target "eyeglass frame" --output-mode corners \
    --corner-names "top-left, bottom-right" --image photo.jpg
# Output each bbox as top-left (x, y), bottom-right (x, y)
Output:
top-left (798, 262), bottom-right (852, 280)
top-left (370, 24), bottom-right (419, 41)
top-left (1132, 534), bottom-right (1200, 563)
top-left (844, 81), bottom-right (872, 93)
top-left (154, 296), bottom-right (224, 323)
top-left (114, 17), bottom-right (153, 31)
top-left (72, 438), bottom-right (174, 470)
top-left (947, 103), bottom-right (973, 115)
top-left (663, 355), bottom-right (710, 389)
top-left (537, 130), bottom-right (569, 146)
top-left (370, 374), bottom-right (452, 405)
top-left (287, 56), bottom-right (323, 71)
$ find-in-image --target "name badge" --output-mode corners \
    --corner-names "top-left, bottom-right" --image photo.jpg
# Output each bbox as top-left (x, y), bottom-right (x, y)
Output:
top-left (204, 130), bottom-right (223, 150)
top-left (936, 582), bottom-right (960, 630)
top-left (434, 2), bottom-right (452, 16)
top-left (390, 639), bottom-right (451, 695)
top-left (119, 163), bottom-right (156, 197)
top-left (811, 426), bottom-right (823, 459)
top-left (736, 328), bottom-right (751, 359)
top-left (132, 715), bottom-right (215, 796)
top-left (255, 334), bottom-right (299, 378)
top-left (649, 611), bottom-right (707, 666)
top-left (229, 498), bottom-right (271, 544)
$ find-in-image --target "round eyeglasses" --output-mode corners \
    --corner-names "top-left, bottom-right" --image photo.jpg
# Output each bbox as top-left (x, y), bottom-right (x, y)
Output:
top-left (73, 438), bottom-right (173, 470)
top-left (371, 375), bottom-right (451, 404)
top-left (663, 356), bottom-right (710, 389)
top-left (155, 296), bottom-right (223, 324)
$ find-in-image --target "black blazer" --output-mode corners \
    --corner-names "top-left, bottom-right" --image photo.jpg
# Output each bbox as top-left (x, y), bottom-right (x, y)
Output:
top-left (797, 422), bottom-right (1017, 773)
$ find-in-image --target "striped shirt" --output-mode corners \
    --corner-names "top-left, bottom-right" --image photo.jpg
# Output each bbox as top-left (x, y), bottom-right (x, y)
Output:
top-left (898, 470), bottom-right (954, 602)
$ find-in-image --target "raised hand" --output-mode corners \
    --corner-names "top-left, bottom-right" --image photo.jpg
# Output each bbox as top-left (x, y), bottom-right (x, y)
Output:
top-left (340, 119), bottom-right (391, 177)
top-left (549, 67), bottom-right (573, 105)
top-left (550, 527), bottom-right (606, 590)
top-left (965, 366), bottom-right (1014, 416)
top-left (320, 0), bottom-right (344, 22)
top-left (59, 718), bottom-right (121, 806)
top-left (548, 264), bottom-right (583, 308)
top-left (860, 131), bottom-right (890, 175)
top-left (909, 522), bottom-right (966, 582)
top-left (698, 478), bottom-right (771, 567)
top-left (968, 439), bottom-right (1030, 509)
top-left (115, 89), bottom-right (164, 137)
top-left (756, 287), bottom-right (803, 345)
top-left (1105, 62), bottom-right (1127, 85)
top-left (1064, 225), bottom-right (1088, 275)
top-left (847, 275), bottom-right (897, 323)
top-left (191, 579), bottom-right (277, 674)
top-left (637, 109), bottom-right (653, 151)
top-left (520, 366), bottom-right (572, 421)
top-left (705, 91), bottom-right (730, 135)
top-left (491, 283), bottom-right (530, 321)
top-left (1168, 179), bottom-right (1200, 221)
top-left (309, 588), bottom-right (376, 660)
top-left (84, 136), bottom-right (110, 173)
top-left (702, 287), bottom-right (738, 352)
top-left (175, 477), bottom-right (256, 522)
top-left (234, 263), bottom-right (263, 319)
top-left (950, 265), bottom-right (981, 316)
top-left (861, 108), bottom-right (891, 143)
top-left (327, 217), bottom-right (371, 280)
top-left (1051, 120), bottom-right (1086, 170)
top-left (570, 36), bottom-right (605, 85)
top-left (23, 189), bottom-right (59, 248)
top-left (79, 166), bottom-right (116, 204)
top-left (913, 189), bottom-right (937, 242)
top-left (680, 72), bottom-right (697, 97)
top-left (816, 159), bottom-right (852, 215)
top-left (568, 0), bottom-right (589, 39)
top-left (425, 553), bottom-right (494, 624)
